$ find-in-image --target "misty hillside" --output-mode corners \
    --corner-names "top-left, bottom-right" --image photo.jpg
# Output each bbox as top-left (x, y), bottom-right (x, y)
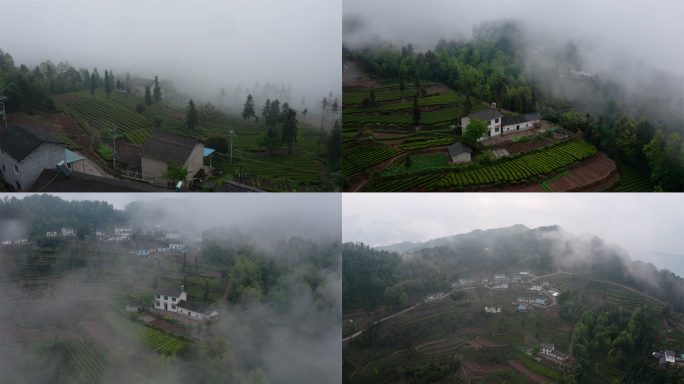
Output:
top-left (341, 17), bottom-right (684, 192)
top-left (344, 224), bottom-right (684, 313)
top-left (376, 224), bottom-right (533, 253)
top-left (0, 194), bottom-right (341, 383)
top-left (0, 50), bottom-right (343, 191)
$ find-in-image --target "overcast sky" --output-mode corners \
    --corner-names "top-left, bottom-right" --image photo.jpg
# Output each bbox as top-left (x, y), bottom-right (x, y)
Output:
top-left (343, 0), bottom-right (684, 79)
top-left (2, 0), bottom-right (340, 110)
top-left (343, 194), bottom-right (684, 275)
top-left (5, 193), bottom-right (341, 242)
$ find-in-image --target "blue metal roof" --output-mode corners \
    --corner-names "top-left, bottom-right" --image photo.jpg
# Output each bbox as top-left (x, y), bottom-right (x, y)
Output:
top-left (65, 149), bottom-right (84, 164)
top-left (204, 148), bottom-right (215, 156)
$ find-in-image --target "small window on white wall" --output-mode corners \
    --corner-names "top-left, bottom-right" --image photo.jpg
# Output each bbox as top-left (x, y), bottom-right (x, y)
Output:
top-left (15, 165), bottom-right (19, 173)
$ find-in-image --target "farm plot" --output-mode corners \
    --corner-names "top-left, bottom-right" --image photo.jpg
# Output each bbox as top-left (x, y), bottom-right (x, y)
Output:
top-left (343, 145), bottom-right (404, 176)
top-left (343, 89), bottom-right (418, 105)
top-left (0, 343), bottom-right (34, 382)
top-left (63, 339), bottom-right (106, 383)
top-left (399, 137), bottom-right (457, 151)
top-left (545, 152), bottom-right (615, 191)
top-left (515, 353), bottom-right (562, 379)
top-left (102, 309), bottom-right (187, 355)
top-left (209, 150), bottom-right (321, 185)
top-left (343, 104), bottom-right (488, 127)
top-left (186, 277), bottom-right (223, 290)
top-left (435, 141), bottom-right (596, 189)
top-left (614, 162), bottom-right (655, 192)
top-left (367, 140), bottom-right (596, 192)
top-left (344, 92), bottom-right (464, 114)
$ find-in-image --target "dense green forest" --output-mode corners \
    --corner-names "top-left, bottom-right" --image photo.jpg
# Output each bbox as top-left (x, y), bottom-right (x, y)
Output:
top-left (343, 20), bottom-right (684, 191)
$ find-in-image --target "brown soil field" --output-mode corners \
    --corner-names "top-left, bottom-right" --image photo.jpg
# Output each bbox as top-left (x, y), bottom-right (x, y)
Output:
top-left (508, 360), bottom-right (554, 384)
top-left (558, 324), bottom-right (574, 333)
top-left (459, 327), bottom-right (487, 335)
top-left (417, 337), bottom-right (448, 350)
top-left (546, 152), bottom-right (615, 192)
top-left (423, 343), bottom-right (463, 355)
top-left (343, 309), bottom-right (366, 319)
top-left (79, 320), bottom-right (126, 352)
top-left (5, 114), bottom-right (56, 134)
top-left (476, 337), bottom-right (509, 347)
top-left (462, 358), bottom-right (511, 373)
top-left (469, 340), bottom-right (483, 349)
top-left (0, 316), bottom-right (80, 342)
top-left (150, 318), bottom-right (188, 336)
top-left (505, 138), bottom-right (554, 155)
top-left (496, 184), bottom-right (547, 192)
top-left (52, 94), bottom-right (85, 104)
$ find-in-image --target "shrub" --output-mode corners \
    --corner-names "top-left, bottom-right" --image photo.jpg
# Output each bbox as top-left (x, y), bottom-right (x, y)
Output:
top-left (136, 103), bottom-right (146, 113)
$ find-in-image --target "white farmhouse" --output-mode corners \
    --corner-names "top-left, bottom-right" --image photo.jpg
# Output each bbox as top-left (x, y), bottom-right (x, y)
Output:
top-left (166, 233), bottom-right (182, 239)
top-left (154, 287), bottom-right (187, 312)
top-left (461, 104), bottom-right (504, 141)
top-left (46, 231), bottom-right (58, 237)
top-left (61, 227), bottom-right (75, 237)
top-left (177, 300), bottom-right (219, 323)
top-left (501, 283), bottom-right (508, 289)
top-left (531, 285), bottom-right (542, 291)
top-left (115, 226), bottom-right (131, 234)
top-left (169, 243), bottom-right (184, 253)
top-left (540, 343), bottom-right (569, 361)
top-left (519, 269), bottom-right (531, 276)
top-left (95, 229), bottom-right (106, 236)
top-left (494, 274), bottom-right (506, 280)
top-left (500, 112), bottom-right (542, 134)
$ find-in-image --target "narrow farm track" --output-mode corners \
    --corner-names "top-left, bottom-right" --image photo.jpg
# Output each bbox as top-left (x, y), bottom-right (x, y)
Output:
top-left (343, 286), bottom-right (460, 341)
top-left (591, 280), bottom-right (665, 304)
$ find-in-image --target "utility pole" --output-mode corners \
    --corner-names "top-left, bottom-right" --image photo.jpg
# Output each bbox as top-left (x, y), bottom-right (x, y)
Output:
top-left (228, 130), bottom-right (236, 164)
top-left (0, 87), bottom-right (7, 128)
top-left (110, 123), bottom-right (118, 171)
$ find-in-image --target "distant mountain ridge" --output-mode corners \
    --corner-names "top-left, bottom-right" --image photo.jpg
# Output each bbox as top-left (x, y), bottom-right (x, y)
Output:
top-left (376, 224), bottom-right (546, 253)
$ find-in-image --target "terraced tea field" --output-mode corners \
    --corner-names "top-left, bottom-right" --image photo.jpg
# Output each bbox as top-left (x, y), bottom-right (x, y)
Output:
top-left (365, 140), bottom-right (597, 191)
top-left (614, 162), bottom-right (655, 192)
top-left (103, 309), bottom-right (187, 355)
top-left (342, 145), bottom-right (404, 176)
top-left (63, 339), bottom-right (107, 383)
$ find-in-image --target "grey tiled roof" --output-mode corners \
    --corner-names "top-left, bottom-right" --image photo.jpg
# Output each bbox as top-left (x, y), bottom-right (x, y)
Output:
top-left (448, 142), bottom-right (473, 158)
top-left (29, 169), bottom-right (170, 192)
top-left (467, 108), bottom-right (503, 122)
top-left (177, 300), bottom-right (217, 316)
top-left (1, 123), bottom-right (66, 161)
top-left (219, 180), bottom-right (265, 192)
top-left (155, 287), bottom-right (182, 297)
top-left (140, 131), bottom-right (202, 166)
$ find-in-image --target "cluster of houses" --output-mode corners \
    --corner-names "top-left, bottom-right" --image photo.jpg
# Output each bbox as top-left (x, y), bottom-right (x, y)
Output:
top-left (653, 350), bottom-right (681, 368)
top-left (517, 296), bottom-right (549, 306)
top-left (425, 292), bottom-right (444, 301)
top-left (1, 237), bottom-right (28, 245)
top-left (540, 343), bottom-right (569, 361)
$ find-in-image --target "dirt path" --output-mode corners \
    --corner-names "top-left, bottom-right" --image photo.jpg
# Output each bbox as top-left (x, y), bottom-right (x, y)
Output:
top-left (591, 280), bottom-right (665, 304)
top-left (343, 286), bottom-right (460, 340)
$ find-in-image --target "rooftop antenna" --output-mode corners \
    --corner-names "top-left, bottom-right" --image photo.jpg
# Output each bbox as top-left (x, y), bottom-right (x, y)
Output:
top-left (109, 123), bottom-right (117, 171)
top-left (228, 130), bottom-right (236, 164)
top-left (0, 87), bottom-right (6, 127)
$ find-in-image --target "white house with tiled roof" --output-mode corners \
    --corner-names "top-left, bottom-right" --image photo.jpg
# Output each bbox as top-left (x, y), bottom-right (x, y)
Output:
top-left (154, 287), bottom-right (187, 313)
top-left (462, 104), bottom-right (504, 140)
